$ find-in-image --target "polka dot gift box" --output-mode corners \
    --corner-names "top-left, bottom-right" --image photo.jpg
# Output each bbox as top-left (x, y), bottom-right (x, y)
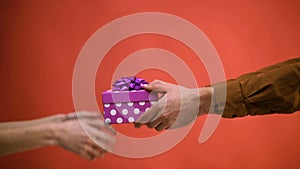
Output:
top-left (102, 76), bottom-right (158, 124)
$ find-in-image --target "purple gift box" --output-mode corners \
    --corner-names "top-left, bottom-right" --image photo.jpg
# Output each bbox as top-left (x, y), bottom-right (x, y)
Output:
top-left (102, 77), bottom-right (158, 124)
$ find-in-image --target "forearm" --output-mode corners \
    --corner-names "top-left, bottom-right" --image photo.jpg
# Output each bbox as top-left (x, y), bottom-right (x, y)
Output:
top-left (0, 113), bottom-right (68, 156)
top-left (0, 114), bottom-right (66, 129)
top-left (0, 111), bottom-right (115, 159)
top-left (0, 114), bottom-right (66, 155)
top-left (212, 58), bottom-right (300, 118)
top-left (0, 123), bottom-right (57, 156)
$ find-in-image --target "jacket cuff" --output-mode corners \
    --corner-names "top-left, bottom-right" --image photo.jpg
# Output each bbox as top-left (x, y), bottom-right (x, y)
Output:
top-left (212, 80), bottom-right (248, 118)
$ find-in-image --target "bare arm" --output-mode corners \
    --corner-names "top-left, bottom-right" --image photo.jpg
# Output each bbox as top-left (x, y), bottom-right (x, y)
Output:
top-left (0, 111), bottom-right (116, 160)
top-left (0, 122), bottom-right (56, 156)
top-left (0, 114), bottom-right (67, 129)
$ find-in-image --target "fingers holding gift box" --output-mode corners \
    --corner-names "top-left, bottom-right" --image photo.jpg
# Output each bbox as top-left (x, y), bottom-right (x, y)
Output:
top-left (102, 76), bottom-right (158, 124)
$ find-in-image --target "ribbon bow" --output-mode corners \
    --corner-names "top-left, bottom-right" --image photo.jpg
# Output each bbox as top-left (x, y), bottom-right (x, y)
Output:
top-left (112, 76), bottom-right (149, 91)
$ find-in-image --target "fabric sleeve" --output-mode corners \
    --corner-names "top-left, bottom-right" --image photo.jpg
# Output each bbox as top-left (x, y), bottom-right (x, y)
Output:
top-left (212, 58), bottom-right (300, 118)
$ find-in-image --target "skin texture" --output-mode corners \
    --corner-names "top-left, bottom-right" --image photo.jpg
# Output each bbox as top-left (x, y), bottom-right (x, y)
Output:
top-left (134, 80), bottom-right (213, 131)
top-left (0, 111), bottom-right (116, 160)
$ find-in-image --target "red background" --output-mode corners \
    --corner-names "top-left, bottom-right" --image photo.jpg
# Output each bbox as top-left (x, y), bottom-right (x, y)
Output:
top-left (1, 0), bottom-right (300, 168)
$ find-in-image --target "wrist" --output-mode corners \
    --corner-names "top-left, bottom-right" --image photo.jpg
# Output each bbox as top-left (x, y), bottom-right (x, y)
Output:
top-left (41, 114), bottom-right (68, 146)
top-left (198, 87), bottom-right (213, 115)
top-left (44, 123), bottom-right (63, 146)
top-left (38, 114), bottom-right (67, 124)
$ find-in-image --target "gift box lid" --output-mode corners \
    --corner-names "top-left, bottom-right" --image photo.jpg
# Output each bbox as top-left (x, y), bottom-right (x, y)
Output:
top-left (102, 90), bottom-right (158, 103)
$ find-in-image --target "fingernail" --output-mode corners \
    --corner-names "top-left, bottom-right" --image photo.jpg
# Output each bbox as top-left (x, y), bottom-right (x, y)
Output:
top-left (141, 84), bottom-right (148, 87)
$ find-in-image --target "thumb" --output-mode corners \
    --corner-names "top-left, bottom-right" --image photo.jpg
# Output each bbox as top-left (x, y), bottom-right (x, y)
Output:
top-left (142, 80), bottom-right (172, 93)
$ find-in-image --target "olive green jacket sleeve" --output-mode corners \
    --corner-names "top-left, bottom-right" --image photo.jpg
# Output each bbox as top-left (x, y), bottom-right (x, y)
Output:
top-left (212, 58), bottom-right (300, 118)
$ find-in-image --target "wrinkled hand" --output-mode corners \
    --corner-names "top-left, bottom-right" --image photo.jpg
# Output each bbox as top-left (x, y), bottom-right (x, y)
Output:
top-left (52, 111), bottom-right (116, 160)
top-left (134, 80), bottom-right (212, 131)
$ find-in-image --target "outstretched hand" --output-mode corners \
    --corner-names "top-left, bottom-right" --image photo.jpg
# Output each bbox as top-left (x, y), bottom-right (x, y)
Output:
top-left (0, 111), bottom-right (116, 160)
top-left (53, 111), bottom-right (116, 160)
top-left (134, 80), bottom-right (212, 131)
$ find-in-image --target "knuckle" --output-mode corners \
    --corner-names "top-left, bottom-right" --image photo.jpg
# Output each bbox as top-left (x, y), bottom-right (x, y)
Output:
top-left (55, 114), bottom-right (67, 120)
top-left (157, 114), bottom-right (167, 122)
top-left (155, 125), bottom-right (164, 131)
top-left (156, 102), bottom-right (166, 112)
top-left (146, 123), bottom-right (153, 128)
top-left (161, 114), bottom-right (168, 120)
top-left (151, 79), bottom-right (162, 85)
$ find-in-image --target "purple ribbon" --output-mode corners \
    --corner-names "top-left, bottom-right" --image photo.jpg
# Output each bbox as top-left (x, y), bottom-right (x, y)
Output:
top-left (112, 76), bottom-right (149, 91)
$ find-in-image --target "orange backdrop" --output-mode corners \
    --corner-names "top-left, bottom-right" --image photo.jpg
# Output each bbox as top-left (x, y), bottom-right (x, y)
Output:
top-left (0, 0), bottom-right (300, 169)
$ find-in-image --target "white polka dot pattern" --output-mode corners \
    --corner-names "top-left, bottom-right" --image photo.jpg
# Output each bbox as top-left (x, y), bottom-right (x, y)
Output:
top-left (122, 109), bottom-right (128, 115)
top-left (128, 117), bottom-right (134, 123)
top-left (133, 108), bottom-right (140, 115)
top-left (110, 109), bottom-right (117, 116)
top-left (102, 88), bottom-right (158, 124)
top-left (105, 118), bottom-right (111, 124)
top-left (151, 101), bottom-right (157, 105)
top-left (116, 117), bottom-right (123, 124)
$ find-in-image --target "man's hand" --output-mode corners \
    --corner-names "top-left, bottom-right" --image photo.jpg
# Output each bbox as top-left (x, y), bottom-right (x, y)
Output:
top-left (134, 80), bottom-right (212, 131)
